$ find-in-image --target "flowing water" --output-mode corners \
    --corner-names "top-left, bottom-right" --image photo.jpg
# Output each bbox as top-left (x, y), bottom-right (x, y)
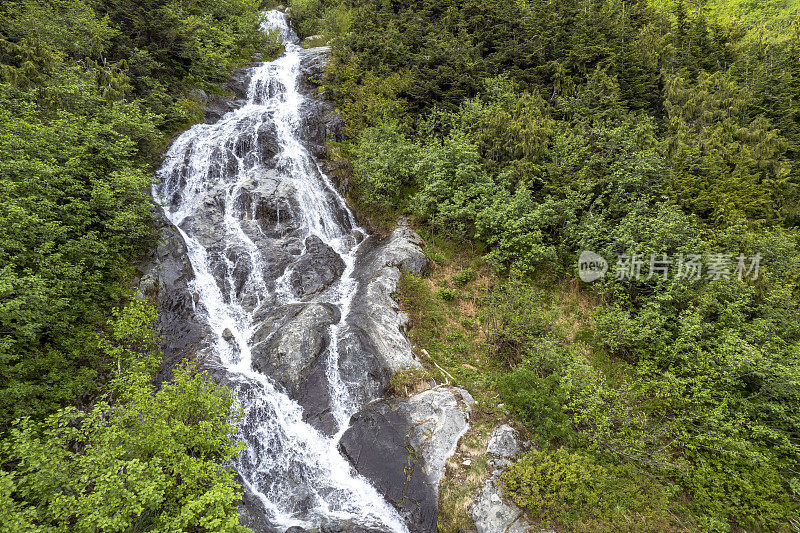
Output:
top-left (154, 11), bottom-right (407, 532)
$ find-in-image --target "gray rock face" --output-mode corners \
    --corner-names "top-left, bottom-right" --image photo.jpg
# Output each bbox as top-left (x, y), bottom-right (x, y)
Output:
top-left (340, 388), bottom-right (472, 533)
top-left (320, 220), bottom-right (428, 410)
top-left (204, 95), bottom-right (237, 124)
top-left (204, 67), bottom-right (251, 124)
top-left (227, 67), bottom-right (252, 100)
top-left (320, 521), bottom-right (390, 533)
top-left (471, 424), bottom-right (532, 533)
top-left (136, 217), bottom-right (210, 380)
top-left (348, 221), bottom-right (428, 375)
top-left (486, 425), bottom-right (521, 459)
top-left (250, 302), bottom-right (341, 434)
top-left (406, 387), bottom-right (473, 487)
top-left (300, 46), bottom-right (330, 88)
top-left (251, 303), bottom-right (340, 385)
top-left (339, 400), bottom-right (437, 533)
top-left (290, 235), bottom-right (346, 298)
top-left (471, 477), bottom-right (530, 533)
top-left (299, 47), bottom-right (345, 148)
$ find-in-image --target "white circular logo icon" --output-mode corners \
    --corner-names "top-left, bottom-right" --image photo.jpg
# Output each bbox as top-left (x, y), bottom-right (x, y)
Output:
top-left (577, 251), bottom-right (608, 282)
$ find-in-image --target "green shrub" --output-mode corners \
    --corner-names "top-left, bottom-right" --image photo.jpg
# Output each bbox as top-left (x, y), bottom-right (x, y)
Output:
top-left (501, 449), bottom-right (674, 532)
top-left (437, 287), bottom-right (458, 302)
top-left (452, 268), bottom-right (476, 286)
top-left (0, 300), bottom-right (246, 532)
top-left (498, 369), bottom-right (574, 445)
top-left (351, 120), bottom-right (418, 210)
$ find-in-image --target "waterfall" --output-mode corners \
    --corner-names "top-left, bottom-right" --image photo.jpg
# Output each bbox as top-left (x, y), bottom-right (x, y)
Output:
top-left (154, 10), bottom-right (408, 532)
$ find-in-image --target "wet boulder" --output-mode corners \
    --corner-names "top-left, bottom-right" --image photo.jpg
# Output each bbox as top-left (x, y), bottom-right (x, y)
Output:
top-left (204, 95), bottom-right (237, 123)
top-left (321, 521), bottom-right (392, 533)
top-left (339, 400), bottom-right (437, 533)
top-left (226, 67), bottom-right (252, 101)
top-left (136, 219), bottom-right (210, 379)
top-left (290, 235), bottom-right (346, 298)
top-left (251, 302), bottom-right (340, 387)
top-left (251, 302), bottom-right (342, 434)
top-left (256, 119), bottom-right (281, 163)
top-left (339, 387), bottom-right (473, 533)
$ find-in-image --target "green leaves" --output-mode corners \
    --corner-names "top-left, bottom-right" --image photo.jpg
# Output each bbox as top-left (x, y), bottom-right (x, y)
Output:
top-left (501, 447), bottom-right (677, 531)
top-left (351, 120), bottom-right (418, 210)
top-left (1, 298), bottom-right (246, 532)
top-left (0, 0), bottom-right (266, 427)
top-left (411, 132), bottom-right (493, 238)
top-left (0, 84), bottom-right (156, 424)
top-left (1, 360), bottom-right (246, 532)
top-left (664, 71), bottom-right (796, 226)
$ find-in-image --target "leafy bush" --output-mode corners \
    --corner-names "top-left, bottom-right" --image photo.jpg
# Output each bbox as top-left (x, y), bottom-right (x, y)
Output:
top-left (0, 0), bottom-right (270, 427)
top-left (437, 287), bottom-right (458, 302)
top-left (452, 268), bottom-right (476, 286)
top-left (501, 448), bottom-right (675, 532)
top-left (498, 369), bottom-right (574, 445)
top-left (0, 300), bottom-right (246, 532)
top-left (411, 132), bottom-right (494, 238)
top-left (351, 120), bottom-right (417, 210)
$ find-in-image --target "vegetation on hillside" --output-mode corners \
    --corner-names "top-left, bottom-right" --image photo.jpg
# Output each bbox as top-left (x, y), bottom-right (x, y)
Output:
top-left (293, 0), bottom-right (800, 530)
top-left (0, 0), bottom-right (278, 426)
top-left (0, 0), bottom-right (277, 529)
top-left (1, 0), bottom-right (798, 529)
top-left (1, 301), bottom-right (247, 531)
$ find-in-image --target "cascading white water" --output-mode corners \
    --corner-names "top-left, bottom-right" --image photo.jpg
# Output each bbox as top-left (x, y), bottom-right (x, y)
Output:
top-left (154, 10), bottom-right (408, 532)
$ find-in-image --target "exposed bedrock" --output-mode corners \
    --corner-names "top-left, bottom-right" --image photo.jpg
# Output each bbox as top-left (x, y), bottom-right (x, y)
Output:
top-left (471, 425), bottom-right (533, 533)
top-left (340, 387), bottom-right (473, 533)
top-left (136, 215), bottom-right (210, 381)
top-left (289, 235), bottom-right (346, 298)
top-left (250, 302), bottom-right (341, 434)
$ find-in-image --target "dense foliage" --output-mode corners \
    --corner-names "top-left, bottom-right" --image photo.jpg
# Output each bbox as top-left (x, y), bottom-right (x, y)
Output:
top-left (0, 300), bottom-right (247, 532)
top-left (294, 0), bottom-right (800, 529)
top-left (0, 0), bottom-right (272, 529)
top-left (0, 0), bottom-right (275, 425)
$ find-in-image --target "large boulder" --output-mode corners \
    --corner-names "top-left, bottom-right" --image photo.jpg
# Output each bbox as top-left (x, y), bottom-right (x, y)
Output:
top-left (471, 424), bottom-right (532, 533)
top-left (256, 118), bottom-right (281, 163)
top-left (348, 220), bottom-right (428, 374)
top-left (406, 387), bottom-right (474, 487)
top-left (250, 302), bottom-right (341, 434)
top-left (486, 425), bottom-right (521, 459)
top-left (339, 400), bottom-right (437, 533)
top-left (289, 235), bottom-right (346, 298)
top-left (251, 303), bottom-right (340, 386)
top-left (339, 387), bottom-right (472, 533)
